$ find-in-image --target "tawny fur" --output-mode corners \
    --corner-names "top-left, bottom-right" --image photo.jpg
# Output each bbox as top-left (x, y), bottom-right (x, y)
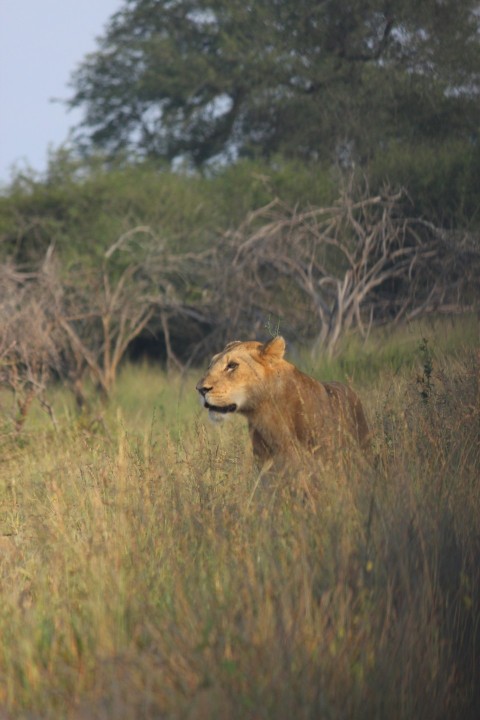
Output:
top-left (196, 336), bottom-right (370, 469)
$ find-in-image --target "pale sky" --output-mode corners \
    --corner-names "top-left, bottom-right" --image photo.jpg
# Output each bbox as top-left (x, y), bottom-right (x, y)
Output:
top-left (0, 0), bottom-right (122, 186)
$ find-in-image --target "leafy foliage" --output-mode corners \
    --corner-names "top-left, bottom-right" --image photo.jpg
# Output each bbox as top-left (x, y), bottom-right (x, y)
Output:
top-left (368, 141), bottom-right (480, 229)
top-left (68, 0), bottom-right (480, 167)
top-left (0, 153), bottom-right (336, 263)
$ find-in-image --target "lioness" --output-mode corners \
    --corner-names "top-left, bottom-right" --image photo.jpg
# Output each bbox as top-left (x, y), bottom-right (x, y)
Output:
top-left (196, 336), bottom-right (370, 469)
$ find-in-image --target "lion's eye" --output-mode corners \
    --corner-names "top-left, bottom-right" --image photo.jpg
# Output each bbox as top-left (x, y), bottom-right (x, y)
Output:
top-left (226, 361), bottom-right (238, 372)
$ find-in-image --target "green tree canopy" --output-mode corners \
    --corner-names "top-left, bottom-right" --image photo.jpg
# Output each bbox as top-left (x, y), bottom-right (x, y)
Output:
top-left (69, 0), bottom-right (480, 167)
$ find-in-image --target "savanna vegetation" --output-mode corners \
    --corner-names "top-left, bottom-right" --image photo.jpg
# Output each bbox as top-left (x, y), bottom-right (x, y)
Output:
top-left (1, 0), bottom-right (480, 717)
top-left (0, 318), bottom-right (479, 719)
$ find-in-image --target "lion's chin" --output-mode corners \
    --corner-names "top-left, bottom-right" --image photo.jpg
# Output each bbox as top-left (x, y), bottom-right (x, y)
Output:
top-left (208, 409), bottom-right (229, 424)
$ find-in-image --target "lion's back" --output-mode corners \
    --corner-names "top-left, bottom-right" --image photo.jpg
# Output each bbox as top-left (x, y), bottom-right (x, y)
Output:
top-left (279, 372), bottom-right (370, 457)
top-left (320, 380), bottom-right (371, 449)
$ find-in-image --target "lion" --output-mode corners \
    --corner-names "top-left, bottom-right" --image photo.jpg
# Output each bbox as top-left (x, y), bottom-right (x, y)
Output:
top-left (196, 336), bottom-right (370, 469)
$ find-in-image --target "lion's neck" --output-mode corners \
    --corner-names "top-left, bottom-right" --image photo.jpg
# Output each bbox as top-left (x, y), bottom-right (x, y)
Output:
top-left (242, 366), bottom-right (305, 462)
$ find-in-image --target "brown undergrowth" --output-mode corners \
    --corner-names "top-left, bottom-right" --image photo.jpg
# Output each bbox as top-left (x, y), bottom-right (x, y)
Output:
top-left (0, 347), bottom-right (478, 719)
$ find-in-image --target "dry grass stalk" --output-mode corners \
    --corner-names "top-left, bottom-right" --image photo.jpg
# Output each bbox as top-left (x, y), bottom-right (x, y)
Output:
top-left (0, 344), bottom-right (478, 718)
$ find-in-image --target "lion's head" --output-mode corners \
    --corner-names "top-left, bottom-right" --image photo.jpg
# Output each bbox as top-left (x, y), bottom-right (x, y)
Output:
top-left (195, 337), bottom-right (286, 423)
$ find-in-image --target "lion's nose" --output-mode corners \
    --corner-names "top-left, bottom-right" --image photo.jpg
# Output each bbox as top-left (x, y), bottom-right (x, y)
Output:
top-left (196, 382), bottom-right (212, 397)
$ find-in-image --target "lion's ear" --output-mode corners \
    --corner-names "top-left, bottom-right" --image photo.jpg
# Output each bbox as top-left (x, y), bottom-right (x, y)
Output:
top-left (261, 336), bottom-right (286, 360)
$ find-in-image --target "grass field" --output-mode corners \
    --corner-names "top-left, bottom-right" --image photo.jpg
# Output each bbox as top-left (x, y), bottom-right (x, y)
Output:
top-left (0, 317), bottom-right (479, 719)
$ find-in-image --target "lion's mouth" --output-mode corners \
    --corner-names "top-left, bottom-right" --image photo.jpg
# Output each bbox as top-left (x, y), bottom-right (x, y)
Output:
top-left (204, 401), bottom-right (237, 414)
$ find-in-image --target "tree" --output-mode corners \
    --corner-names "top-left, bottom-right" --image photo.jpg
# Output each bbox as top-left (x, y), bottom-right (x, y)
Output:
top-left (0, 259), bottom-right (63, 432)
top-left (48, 225), bottom-right (203, 403)
top-left (209, 184), bottom-right (480, 356)
top-left (0, 227), bottom-right (210, 416)
top-left (68, 0), bottom-right (480, 167)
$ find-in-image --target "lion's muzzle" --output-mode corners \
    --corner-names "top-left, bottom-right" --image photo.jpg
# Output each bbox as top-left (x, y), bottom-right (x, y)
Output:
top-left (196, 381), bottom-right (211, 398)
top-left (196, 380), bottom-right (237, 414)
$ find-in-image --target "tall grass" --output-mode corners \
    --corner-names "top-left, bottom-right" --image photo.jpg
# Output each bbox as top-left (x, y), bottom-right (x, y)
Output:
top-left (0, 320), bottom-right (479, 719)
